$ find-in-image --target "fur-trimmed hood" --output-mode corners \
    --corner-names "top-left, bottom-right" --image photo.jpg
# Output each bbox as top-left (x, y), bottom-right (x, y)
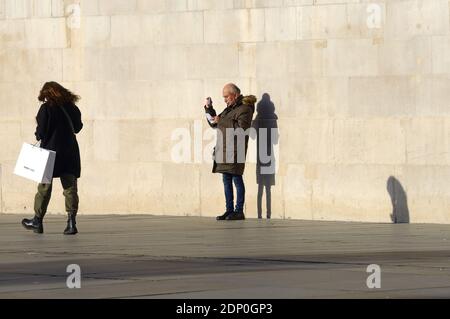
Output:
top-left (242, 95), bottom-right (257, 106)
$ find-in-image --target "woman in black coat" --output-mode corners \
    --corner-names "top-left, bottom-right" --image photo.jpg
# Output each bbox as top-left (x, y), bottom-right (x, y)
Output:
top-left (22, 82), bottom-right (83, 235)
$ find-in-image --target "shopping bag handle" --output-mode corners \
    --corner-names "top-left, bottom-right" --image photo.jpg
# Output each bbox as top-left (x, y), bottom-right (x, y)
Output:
top-left (32, 141), bottom-right (41, 148)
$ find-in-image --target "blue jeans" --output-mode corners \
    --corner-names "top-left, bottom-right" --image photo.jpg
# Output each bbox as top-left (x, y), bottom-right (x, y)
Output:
top-left (222, 173), bottom-right (245, 213)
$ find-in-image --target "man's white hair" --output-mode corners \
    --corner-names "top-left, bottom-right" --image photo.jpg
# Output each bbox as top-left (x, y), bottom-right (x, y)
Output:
top-left (224, 83), bottom-right (241, 95)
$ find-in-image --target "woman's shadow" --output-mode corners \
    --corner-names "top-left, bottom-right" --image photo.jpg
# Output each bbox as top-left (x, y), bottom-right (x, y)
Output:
top-left (387, 176), bottom-right (410, 223)
top-left (251, 93), bottom-right (279, 219)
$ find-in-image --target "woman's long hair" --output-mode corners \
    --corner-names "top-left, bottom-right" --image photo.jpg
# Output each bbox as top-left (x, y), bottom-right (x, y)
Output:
top-left (38, 82), bottom-right (80, 106)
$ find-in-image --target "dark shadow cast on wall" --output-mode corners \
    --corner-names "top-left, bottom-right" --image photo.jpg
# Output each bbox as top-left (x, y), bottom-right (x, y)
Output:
top-left (252, 93), bottom-right (279, 219)
top-left (387, 176), bottom-right (410, 224)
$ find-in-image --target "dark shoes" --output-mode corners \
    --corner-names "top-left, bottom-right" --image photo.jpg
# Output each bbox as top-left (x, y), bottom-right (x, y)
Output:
top-left (216, 211), bottom-right (233, 220)
top-left (21, 216), bottom-right (44, 234)
top-left (22, 214), bottom-right (78, 235)
top-left (217, 211), bottom-right (246, 220)
top-left (225, 212), bottom-right (246, 221)
top-left (64, 214), bottom-right (78, 235)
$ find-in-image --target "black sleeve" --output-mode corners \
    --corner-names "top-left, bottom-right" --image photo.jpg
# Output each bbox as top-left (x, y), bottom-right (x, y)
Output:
top-left (72, 105), bottom-right (83, 134)
top-left (35, 104), bottom-right (48, 141)
top-left (204, 105), bottom-right (218, 128)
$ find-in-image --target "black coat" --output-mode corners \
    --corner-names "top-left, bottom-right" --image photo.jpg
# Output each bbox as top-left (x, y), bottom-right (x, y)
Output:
top-left (35, 102), bottom-right (83, 178)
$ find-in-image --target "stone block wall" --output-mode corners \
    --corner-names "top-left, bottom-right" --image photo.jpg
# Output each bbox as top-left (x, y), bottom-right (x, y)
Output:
top-left (0, 0), bottom-right (449, 223)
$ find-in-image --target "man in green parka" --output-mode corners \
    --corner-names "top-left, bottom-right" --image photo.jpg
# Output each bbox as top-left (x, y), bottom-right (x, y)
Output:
top-left (204, 83), bottom-right (256, 221)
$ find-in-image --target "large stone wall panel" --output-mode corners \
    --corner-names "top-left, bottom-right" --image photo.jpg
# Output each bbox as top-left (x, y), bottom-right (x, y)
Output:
top-left (0, 0), bottom-right (449, 224)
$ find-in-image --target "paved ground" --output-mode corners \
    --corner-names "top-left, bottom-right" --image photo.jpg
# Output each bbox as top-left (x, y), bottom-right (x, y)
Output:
top-left (0, 214), bottom-right (449, 299)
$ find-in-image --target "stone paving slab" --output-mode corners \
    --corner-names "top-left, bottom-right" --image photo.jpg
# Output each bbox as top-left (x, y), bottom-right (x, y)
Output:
top-left (0, 214), bottom-right (449, 299)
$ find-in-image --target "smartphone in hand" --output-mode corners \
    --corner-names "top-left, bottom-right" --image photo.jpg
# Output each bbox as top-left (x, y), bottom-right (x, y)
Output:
top-left (206, 97), bottom-right (213, 108)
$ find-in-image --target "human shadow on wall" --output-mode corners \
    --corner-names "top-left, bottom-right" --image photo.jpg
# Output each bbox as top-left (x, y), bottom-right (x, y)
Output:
top-left (251, 93), bottom-right (279, 219)
top-left (387, 176), bottom-right (410, 224)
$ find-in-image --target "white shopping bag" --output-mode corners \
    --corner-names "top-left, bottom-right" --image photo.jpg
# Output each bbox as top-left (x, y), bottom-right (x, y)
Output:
top-left (13, 143), bottom-right (56, 184)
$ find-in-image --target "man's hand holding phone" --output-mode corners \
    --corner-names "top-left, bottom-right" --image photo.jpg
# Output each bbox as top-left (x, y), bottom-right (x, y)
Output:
top-left (205, 97), bottom-right (219, 124)
top-left (205, 97), bottom-right (213, 108)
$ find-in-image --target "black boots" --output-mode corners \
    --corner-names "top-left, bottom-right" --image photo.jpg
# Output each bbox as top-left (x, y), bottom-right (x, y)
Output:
top-left (22, 214), bottom-right (78, 235)
top-left (216, 211), bottom-right (233, 220)
top-left (225, 212), bottom-right (246, 220)
top-left (217, 211), bottom-right (246, 221)
top-left (22, 216), bottom-right (44, 234)
top-left (64, 214), bottom-right (78, 235)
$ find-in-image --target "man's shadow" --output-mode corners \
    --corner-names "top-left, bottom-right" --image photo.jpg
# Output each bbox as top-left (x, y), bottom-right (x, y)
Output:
top-left (387, 176), bottom-right (410, 223)
top-left (251, 93), bottom-right (279, 219)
